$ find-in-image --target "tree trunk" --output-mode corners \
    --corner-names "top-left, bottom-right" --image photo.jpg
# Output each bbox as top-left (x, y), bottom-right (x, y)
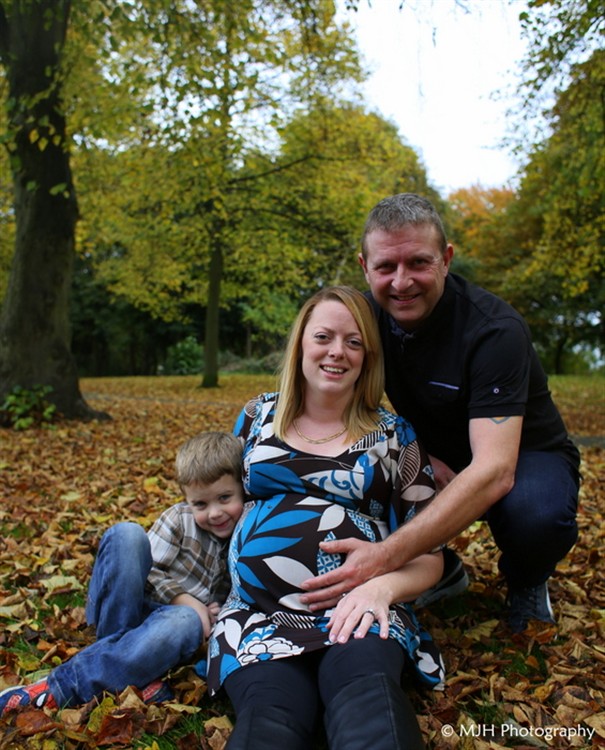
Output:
top-left (201, 236), bottom-right (223, 389)
top-left (0, 0), bottom-right (108, 419)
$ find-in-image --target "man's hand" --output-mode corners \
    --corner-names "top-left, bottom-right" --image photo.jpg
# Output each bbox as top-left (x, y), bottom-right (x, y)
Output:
top-left (300, 538), bottom-right (389, 610)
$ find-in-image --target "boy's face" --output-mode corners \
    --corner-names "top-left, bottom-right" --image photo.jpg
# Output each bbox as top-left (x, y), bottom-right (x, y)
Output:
top-left (183, 476), bottom-right (244, 539)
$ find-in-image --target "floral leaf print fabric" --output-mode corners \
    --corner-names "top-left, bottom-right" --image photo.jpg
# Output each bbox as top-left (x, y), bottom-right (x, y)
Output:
top-left (207, 393), bottom-right (445, 693)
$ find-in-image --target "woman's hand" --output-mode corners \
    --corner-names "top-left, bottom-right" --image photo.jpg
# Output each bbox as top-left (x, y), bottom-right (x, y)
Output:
top-left (325, 551), bottom-right (444, 644)
top-left (326, 579), bottom-right (392, 644)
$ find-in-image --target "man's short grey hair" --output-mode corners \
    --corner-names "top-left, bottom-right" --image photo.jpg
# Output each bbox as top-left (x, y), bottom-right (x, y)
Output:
top-left (361, 193), bottom-right (448, 257)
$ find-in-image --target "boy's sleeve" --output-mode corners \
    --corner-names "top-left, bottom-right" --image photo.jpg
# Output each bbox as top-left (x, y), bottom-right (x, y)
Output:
top-left (146, 505), bottom-right (189, 603)
top-left (147, 504), bottom-right (220, 605)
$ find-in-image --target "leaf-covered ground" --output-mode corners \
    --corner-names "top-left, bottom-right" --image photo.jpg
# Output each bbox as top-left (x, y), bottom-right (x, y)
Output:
top-left (1, 375), bottom-right (603, 749)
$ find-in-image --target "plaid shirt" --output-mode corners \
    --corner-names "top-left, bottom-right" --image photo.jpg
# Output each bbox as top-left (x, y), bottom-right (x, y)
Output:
top-left (145, 502), bottom-right (230, 606)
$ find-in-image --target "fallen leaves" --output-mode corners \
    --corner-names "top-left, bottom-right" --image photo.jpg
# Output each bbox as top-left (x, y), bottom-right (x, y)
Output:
top-left (1, 374), bottom-right (603, 748)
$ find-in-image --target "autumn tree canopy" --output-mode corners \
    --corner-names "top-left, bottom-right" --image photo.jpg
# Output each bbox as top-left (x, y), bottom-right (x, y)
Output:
top-left (0, 0), bottom-right (603, 406)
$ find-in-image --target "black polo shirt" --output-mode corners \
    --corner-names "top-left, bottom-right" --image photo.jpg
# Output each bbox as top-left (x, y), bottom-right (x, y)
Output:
top-left (368, 274), bottom-right (580, 473)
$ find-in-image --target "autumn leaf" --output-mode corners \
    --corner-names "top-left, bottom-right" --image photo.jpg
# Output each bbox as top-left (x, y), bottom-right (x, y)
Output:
top-left (1, 375), bottom-right (603, 749)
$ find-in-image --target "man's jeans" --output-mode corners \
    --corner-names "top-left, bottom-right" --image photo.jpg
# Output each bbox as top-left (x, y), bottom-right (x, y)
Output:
top-left (485, 451), bottom-right (579, 590)
top-left (48, 522), bottom-right (202, 706)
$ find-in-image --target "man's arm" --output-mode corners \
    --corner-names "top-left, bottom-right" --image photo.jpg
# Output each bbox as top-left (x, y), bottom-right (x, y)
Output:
top-left (300, 415), bottom-right (523, 608)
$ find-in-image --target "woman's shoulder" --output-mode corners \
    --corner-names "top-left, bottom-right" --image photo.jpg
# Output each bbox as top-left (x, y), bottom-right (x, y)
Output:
top-left (375, 406), bottom-right (418, 442)
top-left (242, 392), bottom-right (279, 414)
top-left (235, 392), bottom-right (279, 436)
top-left (375, 405), bottom-right (399, 428)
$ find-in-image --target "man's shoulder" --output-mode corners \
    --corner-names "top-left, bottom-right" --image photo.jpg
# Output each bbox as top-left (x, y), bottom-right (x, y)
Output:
top-left (364, 289), bottom-right (380, 312)
top-left (450, 274), bottom-right (517, 315)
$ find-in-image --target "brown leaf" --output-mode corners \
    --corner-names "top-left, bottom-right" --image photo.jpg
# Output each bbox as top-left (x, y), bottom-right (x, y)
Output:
top-left (13, 707), bottom-right (60, 736)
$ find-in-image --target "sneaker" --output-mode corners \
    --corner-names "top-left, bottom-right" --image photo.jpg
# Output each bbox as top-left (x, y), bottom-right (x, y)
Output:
top-left (0, 678), bottom-right (57, 716)
top-left (415, 548), bottom-right (469, 607)
top-left (507, 582), bottom-right (555, 633)
top-left (140, 679), bottom-right (174, 704)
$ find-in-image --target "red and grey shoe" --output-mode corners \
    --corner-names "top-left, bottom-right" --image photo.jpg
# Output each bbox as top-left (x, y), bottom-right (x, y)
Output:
top-left (0, 678), bottom-right (57, 716)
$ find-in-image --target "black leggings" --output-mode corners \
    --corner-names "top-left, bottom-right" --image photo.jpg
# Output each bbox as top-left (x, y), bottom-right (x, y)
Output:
top-left (224, 635), bottom-right (406, 729)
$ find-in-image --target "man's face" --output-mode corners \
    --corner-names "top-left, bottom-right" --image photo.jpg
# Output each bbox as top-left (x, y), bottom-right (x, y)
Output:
top-left (359, 224), bottom-right (453, 331)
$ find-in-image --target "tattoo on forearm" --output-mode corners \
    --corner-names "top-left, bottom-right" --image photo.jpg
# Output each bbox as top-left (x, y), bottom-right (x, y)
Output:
top-left (489, 416), bottom-right (511, 424)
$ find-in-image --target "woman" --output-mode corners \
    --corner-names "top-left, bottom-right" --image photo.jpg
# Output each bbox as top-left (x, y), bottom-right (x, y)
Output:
top-left (207, 286), bottom-right (445, 750)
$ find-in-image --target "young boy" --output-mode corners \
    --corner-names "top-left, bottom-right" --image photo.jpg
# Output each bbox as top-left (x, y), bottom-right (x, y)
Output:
top-left (0, 431), bottom-right (244, 715)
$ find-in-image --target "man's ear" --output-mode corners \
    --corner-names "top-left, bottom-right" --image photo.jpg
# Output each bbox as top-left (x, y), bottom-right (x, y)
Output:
top-left (443, 244), bottom-right (454, 273)
top-left (358, 252), bottom-right (369, 279)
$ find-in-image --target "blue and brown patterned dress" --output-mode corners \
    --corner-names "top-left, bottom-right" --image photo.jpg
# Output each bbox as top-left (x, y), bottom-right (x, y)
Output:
top-left (207, 393), bottom-right (445, 693)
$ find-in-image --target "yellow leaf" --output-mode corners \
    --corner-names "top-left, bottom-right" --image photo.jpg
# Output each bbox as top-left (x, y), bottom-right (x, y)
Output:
top-left (204, 715), bottom-right (233, 731)
top-left (584, 712), bottom-right (605, 739)
top-left (144, 476), bottom-right (159, 490)
top-left (465, 619), bottom-right (499, 641)
top-left (60, 491), bottom-right (82, 502)
top-left (86, 696), bottom-right (117, 733)
top-left (0, 602), bottom-right (28, 619)
top-left (166, 703), bottom-right (202, 714)
top-left (40, 575), bottom-right (84, 594)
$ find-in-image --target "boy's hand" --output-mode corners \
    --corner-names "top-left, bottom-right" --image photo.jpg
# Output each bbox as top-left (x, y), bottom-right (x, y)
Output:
top-left (208, 601), bottom-right (221, 620)
top-left (170, 594), bottom-right (216, 641)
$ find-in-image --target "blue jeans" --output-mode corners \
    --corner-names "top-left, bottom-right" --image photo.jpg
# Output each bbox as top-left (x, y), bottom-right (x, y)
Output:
top-left (48, 522), bottom-right (203, 707)
top-left (484, 451), bottom-right (579, 589)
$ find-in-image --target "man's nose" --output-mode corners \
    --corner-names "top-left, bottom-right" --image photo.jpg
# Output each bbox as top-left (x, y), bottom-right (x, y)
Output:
top-left (392, 264), bottom-right (413, 289)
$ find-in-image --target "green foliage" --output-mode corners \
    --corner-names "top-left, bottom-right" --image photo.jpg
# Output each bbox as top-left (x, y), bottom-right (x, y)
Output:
top-left (163, 336), bottom-right (204, 375)
top-left (0, 384), bottom-right (57, 430)
top-left (446, 47), bottom-right (603, 373)
top-left (515, 0), bottom-right (604, 142)
top-left (2, 0), bottom-right (601, 385)
top-left (515, 50), bottom-right (605, 297)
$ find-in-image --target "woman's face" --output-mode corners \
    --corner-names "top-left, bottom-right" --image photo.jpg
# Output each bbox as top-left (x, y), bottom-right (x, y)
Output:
top-left (300, 300), bottom-right (365, 399)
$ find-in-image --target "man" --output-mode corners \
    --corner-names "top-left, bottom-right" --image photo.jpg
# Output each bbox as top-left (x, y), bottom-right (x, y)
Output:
top-left (301, 193), bottom-right (580, 632)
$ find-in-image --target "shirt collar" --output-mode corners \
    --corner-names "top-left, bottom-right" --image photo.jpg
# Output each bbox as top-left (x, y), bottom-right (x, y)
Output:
top-left (388, 275), bottom-right (456, 341)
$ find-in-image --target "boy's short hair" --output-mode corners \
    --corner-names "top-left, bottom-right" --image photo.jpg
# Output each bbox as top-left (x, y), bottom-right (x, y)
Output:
top-left (175, 432), bottom-right (243, 488)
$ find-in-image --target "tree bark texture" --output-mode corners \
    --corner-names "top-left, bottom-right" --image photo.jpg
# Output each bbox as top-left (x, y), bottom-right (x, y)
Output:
top-left (0, 0), bottom-right (107, 419)
top-left (202, 234), bottom-right (223, 389)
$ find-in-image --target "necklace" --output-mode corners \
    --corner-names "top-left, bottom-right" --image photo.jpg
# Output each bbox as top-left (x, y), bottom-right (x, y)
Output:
top-left (293, 420), bottom-right (347, 445)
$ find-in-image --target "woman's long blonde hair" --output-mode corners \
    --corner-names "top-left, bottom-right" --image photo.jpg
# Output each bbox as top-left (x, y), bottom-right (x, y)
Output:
top-left (273, 286), bottom-right (384, 442)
